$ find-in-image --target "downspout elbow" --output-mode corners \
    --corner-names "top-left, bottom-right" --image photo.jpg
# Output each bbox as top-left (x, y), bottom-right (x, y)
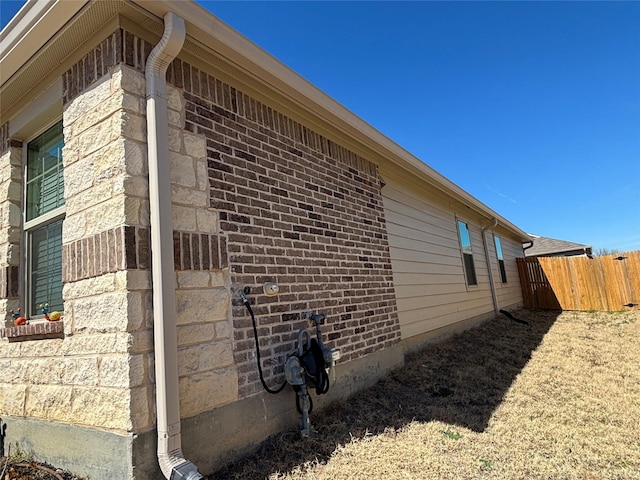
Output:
top-left (481, 217), bottom-right (498, 234)
top-left (146, 12), bottom-right (203, 480)
top-left (523, 240), bottom-right (534, 253)
top-left (146, 12), bottom-right (185, 98)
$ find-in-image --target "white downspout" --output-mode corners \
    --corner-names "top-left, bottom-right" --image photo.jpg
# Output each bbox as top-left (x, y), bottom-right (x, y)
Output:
top-left (481, 217), bottom-right (499, 316)
top-left (146, 12), bottom-right (203, 480)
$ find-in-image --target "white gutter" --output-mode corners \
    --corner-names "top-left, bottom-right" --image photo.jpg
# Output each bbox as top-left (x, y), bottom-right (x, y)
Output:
top-left (481, 218), bottom-right (499, 315)
top-left (146, 12), bottom-right (203, 480)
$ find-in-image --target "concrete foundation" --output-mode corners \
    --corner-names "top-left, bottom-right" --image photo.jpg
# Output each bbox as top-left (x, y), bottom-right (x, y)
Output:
top-left (2, 417), bottom-right (138, 479)
top-left (3, 342), bottom-right (404, 479)
top-left (401, 303), bottom-right (523, 354)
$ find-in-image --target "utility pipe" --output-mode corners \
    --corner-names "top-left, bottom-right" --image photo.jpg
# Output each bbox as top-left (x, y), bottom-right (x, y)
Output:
top-left (481, 217), bottom-right (499, 316)
top-left (146, 12), bottom-right (203, 480)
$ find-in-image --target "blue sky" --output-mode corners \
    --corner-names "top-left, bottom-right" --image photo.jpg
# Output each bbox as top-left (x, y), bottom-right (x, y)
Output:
top-left (2, 1), bottom-right (639, 252)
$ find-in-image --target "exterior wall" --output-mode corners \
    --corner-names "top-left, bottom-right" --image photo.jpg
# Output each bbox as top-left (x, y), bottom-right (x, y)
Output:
top-left (1, 12), bottom-right (525, 479)
top-left (1, 26), bottom-right (404, 479)
top-left (169, 57), bottom-right (402, 398)
top-left (381, 174), bottom-right (524, 344)
top-left (0, 30), bottom-right (158, 479)
top-left (490, 234), bottom-right (526, 309)
top-left (165, 80), bottom-right (237, 418)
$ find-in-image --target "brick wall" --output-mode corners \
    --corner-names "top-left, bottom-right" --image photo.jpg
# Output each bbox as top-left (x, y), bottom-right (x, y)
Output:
top-left (5, 19), bottom-right (402, 415)
top-left (173, 230), bottom-right (228, 271)
top-left (60, 28), bottom-right (236, 422)
top-left (0, 123), bottom-right (10, 154)
top-left (169, 60), bottom-right (402, 396)
top-left (62, 226), bottom-right (149, 283)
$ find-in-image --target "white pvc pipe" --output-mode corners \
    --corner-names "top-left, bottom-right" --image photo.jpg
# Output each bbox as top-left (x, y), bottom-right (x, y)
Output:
top-left (146, 12), bottom-right (203, 480)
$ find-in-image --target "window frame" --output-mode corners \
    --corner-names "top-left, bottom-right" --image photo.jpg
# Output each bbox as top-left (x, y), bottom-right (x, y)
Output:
top-left (22, 119), bottom-right (65, 320)
top-left (456, 218), bottom-right (478, 287)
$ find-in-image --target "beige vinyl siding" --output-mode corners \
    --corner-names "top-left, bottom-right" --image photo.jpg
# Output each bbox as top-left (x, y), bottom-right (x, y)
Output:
top-left (382, 180), bottom-right (494, 340)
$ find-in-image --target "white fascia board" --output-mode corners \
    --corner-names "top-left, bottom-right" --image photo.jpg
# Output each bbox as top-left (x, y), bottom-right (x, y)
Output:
top-left (0, 0), bottom-right (87, 87)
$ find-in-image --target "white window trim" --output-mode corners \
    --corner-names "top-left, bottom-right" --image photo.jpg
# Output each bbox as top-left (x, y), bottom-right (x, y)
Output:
top-left (23, 205), bottom-right (65, 231)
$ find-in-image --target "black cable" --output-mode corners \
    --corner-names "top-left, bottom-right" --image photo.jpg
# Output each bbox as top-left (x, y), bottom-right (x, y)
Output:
top-left (309, 339), bottom-right (329, 395)
top-left (499, 309), bottom-right (529, 325)
top-left (317, 372), bottom-right (329, 395)
top-left (242, 295), bottom-right (288, 394)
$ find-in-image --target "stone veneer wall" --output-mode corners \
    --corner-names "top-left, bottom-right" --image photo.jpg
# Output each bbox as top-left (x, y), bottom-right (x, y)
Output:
top-left (166, 59), bottom-right (402, 397)
top-left (0, 135), bottom-right (22, 325)
top-left (0, 28), bottom-right (236, 450)
top-left (0, 63), bottom-right (153, 437)
top-left (62, 29), bottom-right (235, 419)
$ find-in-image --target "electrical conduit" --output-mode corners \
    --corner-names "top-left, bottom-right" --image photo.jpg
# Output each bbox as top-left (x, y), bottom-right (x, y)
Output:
top-left (146, 12), bottom-right (203, 480)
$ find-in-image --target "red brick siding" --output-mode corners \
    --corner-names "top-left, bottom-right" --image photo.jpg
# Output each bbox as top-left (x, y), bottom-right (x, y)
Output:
top-left (170, 60), bottom-right (402, 396)
top-left (60, 29), bottom-right (402, 397)
top-left (62, 226), bottom-right (150, 283)
top-left (62, 225), bottom-right (230, 282)
top-left (173, 231), bottom-right (228, 271)
top-left (0, 320), bottom-right (64, 340)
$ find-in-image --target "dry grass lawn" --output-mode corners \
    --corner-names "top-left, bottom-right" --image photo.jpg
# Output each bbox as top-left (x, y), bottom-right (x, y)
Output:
top-left (213, 309), bottom-right (640, 480)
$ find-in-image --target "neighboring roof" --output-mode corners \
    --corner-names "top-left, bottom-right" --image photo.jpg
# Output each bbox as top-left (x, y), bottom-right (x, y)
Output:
top-left (1, 0), bottom-right (532, 243)
top-left (524, 234), bottom-right (592, 257)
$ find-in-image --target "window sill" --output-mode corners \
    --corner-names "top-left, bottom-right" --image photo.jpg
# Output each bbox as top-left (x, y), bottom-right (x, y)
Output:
top-left (0, 321), bottom-right (64, 342)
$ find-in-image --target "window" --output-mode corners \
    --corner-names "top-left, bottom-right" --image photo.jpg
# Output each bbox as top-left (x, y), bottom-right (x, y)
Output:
top-left (494, 235), bottom-right (507, 283)
top-left (24, 121), bottom-right (64, 317)
top-left (457, 220), bottom-right (477, 286)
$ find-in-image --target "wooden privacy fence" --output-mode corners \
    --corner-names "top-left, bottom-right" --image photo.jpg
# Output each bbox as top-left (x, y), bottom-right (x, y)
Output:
top-left (517, 250), bottom-right (640, 311)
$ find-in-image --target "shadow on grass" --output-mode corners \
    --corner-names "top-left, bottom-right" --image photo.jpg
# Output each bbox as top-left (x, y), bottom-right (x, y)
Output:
top-left (211, 309), bottom-right (561, 479)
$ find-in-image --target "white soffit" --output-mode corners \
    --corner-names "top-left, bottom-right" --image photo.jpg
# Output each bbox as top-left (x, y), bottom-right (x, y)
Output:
top-left (0, 1), bottom-right (87, 87)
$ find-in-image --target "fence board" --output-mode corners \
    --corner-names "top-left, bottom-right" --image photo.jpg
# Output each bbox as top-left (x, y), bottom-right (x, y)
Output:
top-left (625, 250), bottom-right (640, 306)
top-left (517, 257), bottom-right (561, 309)
top-left (517, 251), bottom-right (640, 311)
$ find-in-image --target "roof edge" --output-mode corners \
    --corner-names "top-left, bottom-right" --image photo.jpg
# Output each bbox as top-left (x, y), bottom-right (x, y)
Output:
top-left (0, 0), bottom-right (88, 86)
